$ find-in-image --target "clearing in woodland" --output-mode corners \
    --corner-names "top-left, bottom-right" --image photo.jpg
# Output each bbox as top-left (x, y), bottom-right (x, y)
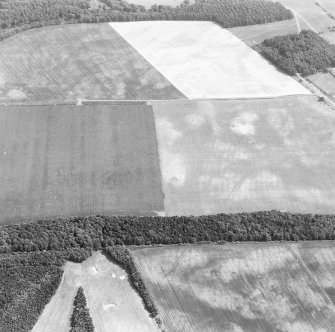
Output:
top-left (0, 103), bottom-right (163, 224)
top-left (110, 21), bottom-right (310, 99)
top-left (132, 242), bottom-right (335, 332)
top-left (153, 96), bottom-right (335, 216)
top-left (0, 23), bottom-right (184, 103)
top-left (33, 251), bottom-right (157, 332)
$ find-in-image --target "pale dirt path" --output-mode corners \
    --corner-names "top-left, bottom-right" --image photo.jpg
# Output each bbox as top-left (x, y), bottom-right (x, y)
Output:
top-left (32, 252), bottom-right (158, 332)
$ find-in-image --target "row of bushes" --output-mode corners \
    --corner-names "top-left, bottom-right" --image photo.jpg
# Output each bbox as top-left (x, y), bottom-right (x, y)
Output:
top-left (0, 249), bottom-right (92, 332)
top-left (1, 210), bottom-right (335, 254)
top-left (70, 287), bottom-right (95, 332)
top-left (0, 0), bottom-right (293, 41)
top-left (104, 246), bottom-right (160, 322)
top-left (255, 30), bottom-right (335, 76)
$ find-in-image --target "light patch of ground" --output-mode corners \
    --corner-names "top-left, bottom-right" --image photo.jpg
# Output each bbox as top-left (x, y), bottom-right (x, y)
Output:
top-left (132, 242), bottom-right (335, 332)
top-left (32, 252), bottom-right (158, 332)
top-left (230, 113), bottom-right (259, 136)
top-left (7, 89), bottom-right (27, 99)
top-left (110, 21), bottom-right (310, 99)
top-left (153, 96), bottom-right (335, 215)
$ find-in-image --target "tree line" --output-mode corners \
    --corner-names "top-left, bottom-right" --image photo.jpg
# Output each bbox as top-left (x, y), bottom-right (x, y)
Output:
top-left (255, 30), bottom-right (335, 76)
top-left (1, 210), bottom-right (335, 255)
top-left (0, 0), bottom-right (293, 41)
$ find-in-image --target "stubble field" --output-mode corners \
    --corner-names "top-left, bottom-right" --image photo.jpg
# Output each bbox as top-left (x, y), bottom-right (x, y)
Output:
top-left (33, 252), bottom-right (157, 332)
top-left (132, 242), bottom-right (335, 332)
top-left (0, 23), bottom-right (184, 103)
top-left (153, 96), bottom-right (335, 216)
top-left (110, 21), bottom-right (309, 99)
top-left (0, 103), bottom-right (164, 224)
top-left (228, 19), bottom-right (298, 45)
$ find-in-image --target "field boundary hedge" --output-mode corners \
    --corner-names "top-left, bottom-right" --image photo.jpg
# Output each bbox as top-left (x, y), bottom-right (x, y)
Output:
top-left (104, 246), bottom-right (161, 325)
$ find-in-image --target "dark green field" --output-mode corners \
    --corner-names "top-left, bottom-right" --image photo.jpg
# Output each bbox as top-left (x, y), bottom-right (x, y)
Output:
top-left (0, 23), bottom-right (184, 103)
top-left (0, 102), bottom-right (164, 224)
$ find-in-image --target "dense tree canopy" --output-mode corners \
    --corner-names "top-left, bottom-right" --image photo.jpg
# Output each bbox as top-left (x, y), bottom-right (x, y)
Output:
top-left (255, 30), bottom-right (335, 76)
top-left (0, 0), bottom-right (293, 41)
top-left (70, 287), bottom-right (95, 332)
top-left (1, 211), bottom-right (335, 255)
top-left (0, 249), bottom-right (92, 332)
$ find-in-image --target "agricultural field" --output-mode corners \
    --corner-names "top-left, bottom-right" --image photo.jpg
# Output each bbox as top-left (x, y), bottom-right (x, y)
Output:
top-left (152, 96), bottom-right (335, 216)
top-left (277, 0), bottom-right (335, 32)
top-left (228, 19), bottom-right (298, 45)
top-left (110, 21), bottom-right (310, 99)
top-left (0, 103), bottom-right (163, 224)
top-left (132, 242), bottom-right (335, 332)
top-left (0, 23), bottom-right (184, 103)
top-left (308, 72), bottom-right (335, 99)
top-left (33, 251), bottom-right (157, 332)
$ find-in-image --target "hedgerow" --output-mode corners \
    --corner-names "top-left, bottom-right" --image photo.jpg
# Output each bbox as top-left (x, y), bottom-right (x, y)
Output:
top-left (104, 246), bottom-right (159, 319)
top-left (0, 0), bottom-right (293, 41)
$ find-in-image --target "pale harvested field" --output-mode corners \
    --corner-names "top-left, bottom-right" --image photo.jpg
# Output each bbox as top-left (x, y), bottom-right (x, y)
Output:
top-left (229, 19), bottom-right (298, 45)
top-left (153, 96), bottom-right (335, 216)
top-left (33, 252), bottom-right (157, 332)
top-left (277, 0), bottom-right (334, 32)
top-left (0, 103), bottom-right (163, 224)
top-left (308, 72), bottom-right (335, 98)
top-left (0, 23), bottom-right (184, 102)
top-left (110, 21), bottom-right (309, 99)
top-left (132, 242), bottom-right (335, 332)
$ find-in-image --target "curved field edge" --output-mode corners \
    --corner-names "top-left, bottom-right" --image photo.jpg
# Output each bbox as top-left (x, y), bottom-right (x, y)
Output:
top-left (131, 242), bottom-right (335, 332)
top-left (0, 0), bottom-right (293, 43)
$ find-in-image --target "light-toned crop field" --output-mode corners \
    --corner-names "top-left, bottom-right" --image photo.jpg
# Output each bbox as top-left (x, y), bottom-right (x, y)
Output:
top-left (153, 96), bottom-right (335, 216)
top-left (277, 0), bottom-right (335, 32)
top-left (229, 19), bottom-right (298, 45)
top-left (0, 23), bottom-right (184, 102)
top-left (0, 103), bottom-right (163, 224)
top-left (110, 21), bottom-right (309, 99)
top-left (132, 242), bottom-right (335, 332)
top-left (33, 252), bottom-right (157, 332)
top-left (308, 72), bottom-right (335, 98)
